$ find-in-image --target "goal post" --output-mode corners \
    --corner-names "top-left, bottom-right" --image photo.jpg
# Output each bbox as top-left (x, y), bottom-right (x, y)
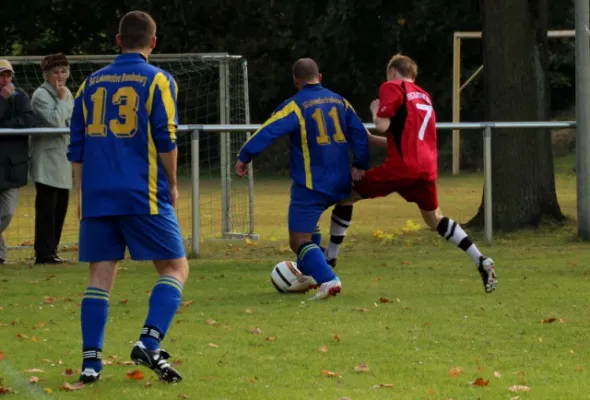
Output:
top-left (451, 30), bottom-right (575, 175)
top-left (3, 53), bottom-right (257, 254)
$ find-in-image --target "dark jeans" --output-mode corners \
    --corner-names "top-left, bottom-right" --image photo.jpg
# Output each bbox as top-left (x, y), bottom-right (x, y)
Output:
top-left (34, 182), bottom-right (69, 259)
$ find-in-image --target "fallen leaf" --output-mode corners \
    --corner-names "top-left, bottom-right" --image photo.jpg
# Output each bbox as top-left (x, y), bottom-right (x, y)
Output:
top-left (372, 383), bottom-right (396, 389)
top-left (41, 359), bottom-right (52, 363)
top-left (448, 367), bottom-right (462, 377)
top-left (509, 385), bottom-right (531, 393)
top-left (379, 297), bottom-right (392, 303)
top-left (120, 299), bottom-right (128, 305)
top-left (265, 336), bottom-right (276, 342)
top-left (494, 371), bottom-right (502, 378)
top-left (472, 377), bottom-right (489, 387)
top-left (320, 369), bottom-right (342, 378)
top-left (543, 317), bottom-right (557, 324)
top-left (0, 324), bottom-right (7, 327)
top-left (244, 309), bottom-right (254, 314)
top-left (576, 366), bottom-right (584, 372)
top-left (333, 335), bottom-right (341, 342)
top-left (64, 368), bottom-right (75, 376)
top-left (24, 368), bottom-right (44, 373)
top-left (126, 370), bottom-right (144, 380)
top-left (353, 307), bottom-right (369, 312)
top-left (207, 343), bottom-right (218, 348)
top-left (42, 296), bottom-right (56, 305)
top-left (120, 361), bottom-right (135, 366)
top-left (510, 397), bottom-right (520, 400)
top-left (0, 386), bottom-right (13, 395)
top-left (16, 333), bottom-right (29, 339)
top-left (180, 300), bottom-right (194, 308)
top-left (248, 377), bottom-right (257, 384)
top-left (172, 360), bottom-right (183, 367)
top-left (206, 320), bottom-right (217, 325)
top-left (319, 345), bottom-right (328, 353)
top-left (513, 371), bottom-right (525, 376)
top-left (178, 395), bottom-right (190, 399)
top-left (0, 352), bottom-right (4, 361)
top-left (354, 363), bottom-right (369, 372)
top-left (61, 382), bottom-right (84, 391)
top-left (33, 322), bottom-right (45, 329)
top-left (31, 336), bottom-right (38, 343)
top-left (249, 327), bottom-right (262, 335)
top-left (102, 360), bottom-right (113, 365)
top-left (29, 376), bottom-right (40, 384)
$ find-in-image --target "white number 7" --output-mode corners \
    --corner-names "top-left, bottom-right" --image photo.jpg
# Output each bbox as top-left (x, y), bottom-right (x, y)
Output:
top-left (416, 103), bottom-right (433, 141)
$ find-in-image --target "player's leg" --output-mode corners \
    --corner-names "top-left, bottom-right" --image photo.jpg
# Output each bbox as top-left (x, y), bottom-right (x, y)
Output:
top-left (78, 217), bottom-right (126, 383)
top-left (121, 212), bottom-right (188, 382)
top-left (324, 191), bottom-right (363, 267)
top-left (323, 166), bottom-right (395, 266)
top-left (288, 185), bottom-right (341, 300)
top-left (311, 225), bottom-right (322, 247)
top-left (402, 181), bottom-right (497, 293)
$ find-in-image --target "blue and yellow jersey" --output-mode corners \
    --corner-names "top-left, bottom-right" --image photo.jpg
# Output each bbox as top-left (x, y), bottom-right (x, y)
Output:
top-left (67, 53), bottom-right (178, 218)
top-left (238, 83), bottom-right (370, 201)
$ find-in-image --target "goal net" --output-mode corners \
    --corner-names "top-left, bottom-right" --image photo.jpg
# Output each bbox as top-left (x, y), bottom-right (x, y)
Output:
top-left (3, 53), bottom-right (255, 253)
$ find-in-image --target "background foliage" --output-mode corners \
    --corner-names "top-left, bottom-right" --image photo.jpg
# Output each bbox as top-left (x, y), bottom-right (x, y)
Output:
top-left (0, 0), bottom-right (575, 171)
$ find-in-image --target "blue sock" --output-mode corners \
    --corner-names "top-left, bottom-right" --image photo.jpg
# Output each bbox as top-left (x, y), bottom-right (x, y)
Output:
top-left (81, 287), bottom-right (109, 372)
top-left (140, 276), bottom-right (183, 350)
top-left (298, 242), bottom-right (337, 284)
top-left (311, 225), bottom-right (322, 247)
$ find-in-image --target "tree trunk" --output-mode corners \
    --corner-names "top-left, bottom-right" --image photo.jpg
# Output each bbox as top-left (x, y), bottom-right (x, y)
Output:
top-left (468, 0), bottom-right (564, 230)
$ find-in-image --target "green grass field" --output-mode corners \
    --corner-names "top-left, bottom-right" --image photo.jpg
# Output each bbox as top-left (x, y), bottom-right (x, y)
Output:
top-left (1, 155), bottom-right (589, 399)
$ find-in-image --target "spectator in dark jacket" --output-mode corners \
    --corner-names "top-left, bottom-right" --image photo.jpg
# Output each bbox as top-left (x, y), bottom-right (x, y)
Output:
top-left (0, 59), bottom-right (37, 264)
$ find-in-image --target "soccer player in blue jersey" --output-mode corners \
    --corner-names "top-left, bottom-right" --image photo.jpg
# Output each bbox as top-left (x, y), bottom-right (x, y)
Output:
top-left (235, 58), bottom-right (370, 300)
top-left (67, 11), bottom-right (188, 384)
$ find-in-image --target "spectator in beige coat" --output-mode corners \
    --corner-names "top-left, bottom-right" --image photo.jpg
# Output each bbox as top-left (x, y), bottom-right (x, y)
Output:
top-left (30, 53), bottom-right (74, 264)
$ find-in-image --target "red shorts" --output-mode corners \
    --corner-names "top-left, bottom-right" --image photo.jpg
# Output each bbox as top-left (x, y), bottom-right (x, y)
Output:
top-left (354, 167), bottom-right (439, 211)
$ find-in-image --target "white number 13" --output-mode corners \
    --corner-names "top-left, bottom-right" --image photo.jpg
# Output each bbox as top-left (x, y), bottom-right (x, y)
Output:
top-left (416, 103), bottom-right (433, 141)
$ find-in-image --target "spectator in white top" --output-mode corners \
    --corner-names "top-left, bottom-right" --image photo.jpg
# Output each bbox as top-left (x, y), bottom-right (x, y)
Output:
top-left (30, 53), bottom-right (74, 265)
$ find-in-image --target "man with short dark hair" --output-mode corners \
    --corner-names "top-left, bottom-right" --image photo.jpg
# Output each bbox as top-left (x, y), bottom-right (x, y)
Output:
top-left (68, 10), bottom-right (188, 384)
top-left (0, 59), bottom-right (36, 265)
top-left (235, 58), bottom-right (370, 300)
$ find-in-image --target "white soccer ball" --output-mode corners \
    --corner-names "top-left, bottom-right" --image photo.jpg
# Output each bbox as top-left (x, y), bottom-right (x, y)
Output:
top-left (271, 261), bottom-right (317, 293)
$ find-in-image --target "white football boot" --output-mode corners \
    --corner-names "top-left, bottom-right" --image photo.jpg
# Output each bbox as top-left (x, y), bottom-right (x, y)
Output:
top-left (309, 278), bottom-right (342, 300)
top-left (478, 257), bottom-right (497, 293)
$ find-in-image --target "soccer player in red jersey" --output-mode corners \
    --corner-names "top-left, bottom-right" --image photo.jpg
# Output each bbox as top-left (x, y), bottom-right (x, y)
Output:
top-left (325, 54), bottom-right (497, 293)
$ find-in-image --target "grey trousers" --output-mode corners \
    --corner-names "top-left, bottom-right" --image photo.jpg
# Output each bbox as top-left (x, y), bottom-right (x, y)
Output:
top-left (0, 188), bottom-right (19, 261)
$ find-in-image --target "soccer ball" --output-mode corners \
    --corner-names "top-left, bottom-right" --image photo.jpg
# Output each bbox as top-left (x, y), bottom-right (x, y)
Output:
top-left (271, 261), bottom-right (317, 293)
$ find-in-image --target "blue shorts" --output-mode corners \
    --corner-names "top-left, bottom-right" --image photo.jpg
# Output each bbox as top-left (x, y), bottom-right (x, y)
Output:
top-left (79, 212), bottom-right (186, 262)
top-left (288, 184), bottom-right (335, 233)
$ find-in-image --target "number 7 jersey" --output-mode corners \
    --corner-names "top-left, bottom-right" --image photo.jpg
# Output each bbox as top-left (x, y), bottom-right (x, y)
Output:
top-left (67, 53), bottom-right (179, 219)
top-left (376, 80), bottom-right (438, 181)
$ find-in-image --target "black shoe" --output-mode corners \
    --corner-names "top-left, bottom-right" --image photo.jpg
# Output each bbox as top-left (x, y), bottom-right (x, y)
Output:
top-left (327, 258), bottom-right (337, 268)
top-left (35, 255), bottom-right (64, 265)
top-left (78, 368), bottom-right (101, 384)
top-left (130, 342), bottom-right (182, 383)
top-left (0, 258), bottom-right (4, 265)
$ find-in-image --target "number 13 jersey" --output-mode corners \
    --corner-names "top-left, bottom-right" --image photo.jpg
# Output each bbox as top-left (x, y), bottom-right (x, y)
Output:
top-left (68, 53), bottom-right (179, 219)
top-left (376, 80), bottom-right (438, 181)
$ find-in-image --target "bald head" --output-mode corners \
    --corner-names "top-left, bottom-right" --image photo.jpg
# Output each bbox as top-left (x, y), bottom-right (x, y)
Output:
top-left (292, 58), bottom-right (320, 82)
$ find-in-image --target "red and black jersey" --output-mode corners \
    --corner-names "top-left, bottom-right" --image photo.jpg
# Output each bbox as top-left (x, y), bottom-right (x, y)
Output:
top-left (376, 80), bottom-right (438, 181)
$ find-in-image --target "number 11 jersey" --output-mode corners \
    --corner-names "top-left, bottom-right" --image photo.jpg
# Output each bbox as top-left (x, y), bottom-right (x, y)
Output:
top-left (376, 80), bottom-right (438, 181)
top-left (68, 53), bottom-right (179, 219)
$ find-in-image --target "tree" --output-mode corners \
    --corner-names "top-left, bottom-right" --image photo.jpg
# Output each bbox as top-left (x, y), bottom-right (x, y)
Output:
top-left (469, 0), bottom-right (564, 230)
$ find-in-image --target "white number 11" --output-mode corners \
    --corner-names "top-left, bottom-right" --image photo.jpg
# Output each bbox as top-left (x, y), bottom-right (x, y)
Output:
top-left (416, 103), bottom-right (433, 141)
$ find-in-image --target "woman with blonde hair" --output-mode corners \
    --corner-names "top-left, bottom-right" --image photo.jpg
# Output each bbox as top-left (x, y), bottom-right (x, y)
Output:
top-left (30, 53), bottom-right (74, 264)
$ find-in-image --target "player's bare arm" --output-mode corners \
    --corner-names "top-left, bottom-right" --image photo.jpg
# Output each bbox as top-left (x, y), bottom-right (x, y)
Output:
top-left (159, 149), bottom-right (179, 207)
top-left (72, 162), bottom-right (82, 218)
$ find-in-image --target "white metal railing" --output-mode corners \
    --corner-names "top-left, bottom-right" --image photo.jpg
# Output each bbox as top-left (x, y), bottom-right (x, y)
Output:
top-left (0, 120), bottom-right (577, 253)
